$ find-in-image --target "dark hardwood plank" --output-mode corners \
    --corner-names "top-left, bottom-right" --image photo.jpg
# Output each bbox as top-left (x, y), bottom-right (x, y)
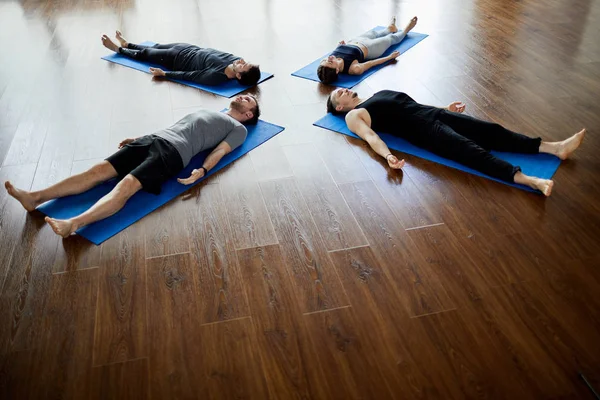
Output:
top-left (260, 178), bottom-right (349, 313)
top-left (93, 222), bottom-right (147, 366)
top-left (249, 136), bottom-right (294, 182)
top-left (30, 120), bottom-right (77, 192)
top-left (219, 156), bottom-right (279, 250)
top-left (0, 219), bottom-right (58, 354)
top-left (146, 253), bottom-right (206, 399)
top-left (346, 138), bottom-right (444, 229)
top-left (328, 246), bottom-right (446, 399)
top-left (301, 307), bottom-right (394, 400)
top-left (0, 164), bottom-right (37, 290)
top-left (52, 235), bottom-right (103, 273)
top-left (406, 223), bottom-right (489, 307)
top-left (186, 183), bottom-right (249, 323)
top-left (0, 350), bottom-right (32, 399)
top-left (1, 120), bottom-right (48, 167)
top-left (144, 195), bottom-right (190, 259)
top-left (0, 125), bottom-right (17, 166)
top-left (90, 358), bottom-right (149, 400)
top-left (27, 268), bottom-right (99, 399)
top-left (339, 180), bottom-right (455, 316)
top-left (312, 130), bottom-right (371, 185)
top-left (283, 143), bottom-right (368, 251)
top-left (237, 245), bottom-right (312, 399)
top-left (199, 318), bottom-right (269, 398)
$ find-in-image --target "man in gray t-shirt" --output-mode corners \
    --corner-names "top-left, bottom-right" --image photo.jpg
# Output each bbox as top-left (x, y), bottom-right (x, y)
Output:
top-left (4, 95), bottom-right (260, 238)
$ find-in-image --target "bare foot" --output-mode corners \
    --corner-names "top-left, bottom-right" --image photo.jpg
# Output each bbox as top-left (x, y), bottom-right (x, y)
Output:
top-left (557, 129), bottom-right (585, 160)
top-left (101, 34), bottom-right (120, 52)
top-left (115, 30), bottom-right (129, 48)
top-left (45, 217), bottom-right (78, 238)
top-left (4, 181), bottom-right (39, 212)
top-left (388, 17), bottom-right (398, 33)
top-left (404, 16), bottom-right (418, 34)
top-left (533, 179), bottom-right (554, 197)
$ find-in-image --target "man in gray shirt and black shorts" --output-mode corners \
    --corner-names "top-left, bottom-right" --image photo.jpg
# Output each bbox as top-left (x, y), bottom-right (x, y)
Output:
top-left (101, 30), bottom-right (261, 86)
top-left (4, 95), bottom-right (260, 238)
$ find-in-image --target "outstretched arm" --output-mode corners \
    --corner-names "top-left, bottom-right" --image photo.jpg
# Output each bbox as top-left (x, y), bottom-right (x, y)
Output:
top-left (178, 140), bottom-right (233, 185)
top-left (348, 51), bottom-right (400, 75)
top-left (346, 109), bottom-right (405, 169)
top-left (149, 67), bottom-right (223, 85)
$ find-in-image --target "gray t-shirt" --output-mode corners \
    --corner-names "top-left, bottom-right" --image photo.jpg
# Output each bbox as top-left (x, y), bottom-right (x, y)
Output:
top-left (155, 110), bottom-right (247, 167)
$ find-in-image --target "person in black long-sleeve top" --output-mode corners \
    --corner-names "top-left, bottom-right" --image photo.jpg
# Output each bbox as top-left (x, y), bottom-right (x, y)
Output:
top-left (327, 89), bottom-right (586, 196)
top-left (101, 31), bottom-right (261, 86)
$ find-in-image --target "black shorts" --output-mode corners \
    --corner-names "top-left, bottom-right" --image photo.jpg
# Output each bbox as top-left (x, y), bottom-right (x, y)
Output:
top-left (106, 135), bottom-right (183, 195)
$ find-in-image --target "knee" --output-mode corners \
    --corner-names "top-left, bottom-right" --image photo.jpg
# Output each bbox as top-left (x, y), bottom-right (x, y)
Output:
top-left (89, 161), bottom-right (116, 180)
top-left (117, 175), bottom-right (142, 196)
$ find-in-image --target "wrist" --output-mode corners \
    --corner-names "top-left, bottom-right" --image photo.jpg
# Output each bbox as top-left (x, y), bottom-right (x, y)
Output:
top-left (200, 166), bottom-right (208, 175)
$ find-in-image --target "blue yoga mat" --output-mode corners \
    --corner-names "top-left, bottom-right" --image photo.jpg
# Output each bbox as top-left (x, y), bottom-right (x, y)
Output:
top-left (102, 42), bottom-right (274, 98)
top-left (38, 118), bottom-right (285, 244)
top-left (291, 29), bottom-right (428, 88)
top-left (313, 113), bottom-right (561, 193)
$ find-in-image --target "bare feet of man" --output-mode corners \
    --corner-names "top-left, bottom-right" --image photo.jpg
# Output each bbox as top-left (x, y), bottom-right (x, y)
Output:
top-left (45, 217), bottom-right (78, 238)
top-left (4, 181), bottom-right (39, 212)
top-left (101, 34), bottom-right (120, 52)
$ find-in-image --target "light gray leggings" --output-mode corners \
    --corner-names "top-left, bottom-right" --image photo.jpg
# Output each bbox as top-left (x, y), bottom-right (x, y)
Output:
top-left (348, 28), bottom-right (407, 60)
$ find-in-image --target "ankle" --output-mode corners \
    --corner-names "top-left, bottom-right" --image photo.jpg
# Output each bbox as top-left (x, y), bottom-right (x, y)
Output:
top-left (30, 191), bottom-right (43, 204)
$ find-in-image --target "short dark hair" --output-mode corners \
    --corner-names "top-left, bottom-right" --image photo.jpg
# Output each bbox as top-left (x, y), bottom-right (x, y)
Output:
top-left (317, 65), bottom-right (338, 84)
top-left (326, 94), bottom-right (344, 115)
top-left (245, 95), bottom-right (260, 125)
top-left (237, 65), bottom-right (261, 86)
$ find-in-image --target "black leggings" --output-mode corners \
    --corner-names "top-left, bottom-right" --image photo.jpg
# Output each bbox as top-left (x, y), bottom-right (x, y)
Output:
top-left (415, 111), bottom-right (541, 182)
top-left (118, 43), bottom-right (185, 70)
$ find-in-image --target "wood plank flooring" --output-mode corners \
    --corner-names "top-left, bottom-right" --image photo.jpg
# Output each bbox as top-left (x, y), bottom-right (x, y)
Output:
top-left (1, 0), bottom-right (599, 398)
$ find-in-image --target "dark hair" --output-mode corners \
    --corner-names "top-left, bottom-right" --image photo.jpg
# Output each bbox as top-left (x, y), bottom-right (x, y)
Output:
top-left (326, 94), bottom-right (344, 115)
top-left (317, 65), bottom-right (338, 84)
top-left (237, 65), bottom-right (261, 86)
top-left (245, 95), bottom-right (260, 125)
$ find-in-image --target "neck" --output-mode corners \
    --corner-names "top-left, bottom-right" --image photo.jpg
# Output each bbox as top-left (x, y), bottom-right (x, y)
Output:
top-left (225, 108), bottom-right (243, 122)
top-left (224, 64), bottom-right (236, 79)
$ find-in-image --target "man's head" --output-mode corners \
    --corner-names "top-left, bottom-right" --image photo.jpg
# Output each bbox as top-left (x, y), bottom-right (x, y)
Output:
top-left (327, 88), bottom-right (359, 115)
top-left (230, 94), bottom-right (260, 124)
top-left (317, 56), bottom-right (343, 84)
top-left (233, 59), bottom-right (261, 86)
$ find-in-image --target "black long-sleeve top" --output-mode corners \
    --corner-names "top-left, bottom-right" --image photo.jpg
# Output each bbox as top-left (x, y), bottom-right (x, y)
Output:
top-left (165, 46), bottom-right (240, 85)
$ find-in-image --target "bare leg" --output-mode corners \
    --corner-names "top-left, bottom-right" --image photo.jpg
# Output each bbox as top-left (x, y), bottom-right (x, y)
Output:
top-left (45, 174), bottom-right (142, 238)
top-left (4, 161), bottom-right (117, 212)
top-left (514, 171), bottom-right (554, 197)
top-left (101, 34), bottom-right (120, 52)
top-left (115, 30), bottom-right (129, 47)
top-left (539, 129), bottom-right (585, 160)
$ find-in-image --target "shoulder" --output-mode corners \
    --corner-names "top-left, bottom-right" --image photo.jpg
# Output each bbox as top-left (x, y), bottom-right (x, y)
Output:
top-left (348, 60), bottom-right (363, 75)
top-left (345, 108), bottom-right (370, 125)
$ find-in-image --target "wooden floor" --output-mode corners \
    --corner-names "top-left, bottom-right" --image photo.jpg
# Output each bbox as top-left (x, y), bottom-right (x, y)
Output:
top-left (1, 0), bottom-right (600, 398)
